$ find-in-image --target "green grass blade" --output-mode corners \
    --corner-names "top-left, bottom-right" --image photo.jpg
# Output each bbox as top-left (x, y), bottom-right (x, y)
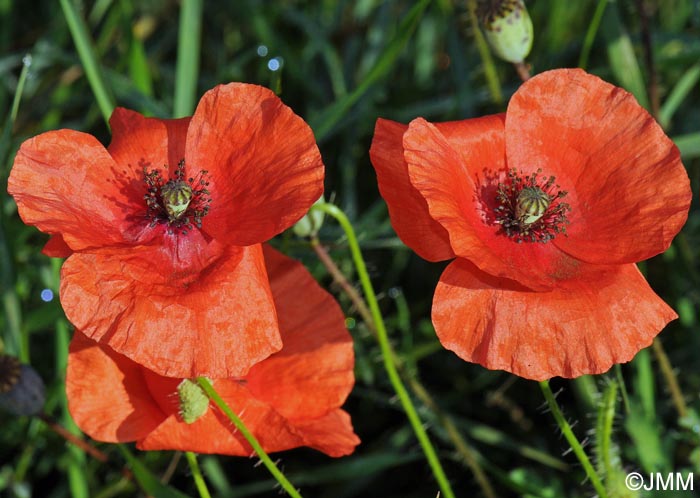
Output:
top-left (117, 445), bottom-right (191, 498)
top-left (674, 132), bottom-right (700, 159)
top-left (311, 0), bottom-right (431, 141)
top-left (59, 0), bottom-right (116, 126)
top-left (659, 63), bottom-right (700, 128)
top-left (173, 0), bottom-right (203, 118)
top-left (578, 0), bottom-right (608, 70)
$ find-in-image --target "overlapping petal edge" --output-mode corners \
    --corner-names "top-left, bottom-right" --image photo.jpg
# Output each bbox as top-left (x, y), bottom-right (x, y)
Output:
top-left (9, 83), bottom-right (325, 378)
top-left (66, 246), bottom-right (359, 457)
top-left (370, 68), bottom-right (691, 379)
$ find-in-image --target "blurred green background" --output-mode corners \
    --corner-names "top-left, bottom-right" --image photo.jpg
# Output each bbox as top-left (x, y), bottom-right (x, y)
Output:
top-left (1, 0), bottom-right (699, 497)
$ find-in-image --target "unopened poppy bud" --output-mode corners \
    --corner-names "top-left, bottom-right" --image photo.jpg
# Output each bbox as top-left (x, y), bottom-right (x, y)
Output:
top-left (293, 195), bottom-right (326, 237)
top-left (478, 0), bottom-right (533, 63)
top-left (177, 378), bottom-right (209, 424)
top-left (0, 354), bottom-right (45, 416)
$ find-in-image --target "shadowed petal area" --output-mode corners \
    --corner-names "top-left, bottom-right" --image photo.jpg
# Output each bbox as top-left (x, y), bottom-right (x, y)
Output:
top-left (66, 332), bottom-right (164, 442)
top-left (405, 118), bottom-right (583, 290)
top-left (60, 244), bottom-right (281, 378)
top-left (8, 130), bottom-right (141, 251)
top-left (507, 68), bottom-right (691, 264)
top-left (369, 119), bottom-right (454, 262)
top-left (433, 258), bottom-right (677, 380)
top-left (245, 246), bottom-right (355, 419)
top-left (42, 234), bottom-right (72, 258)
top-left (186, 83), bottom-right (324, 246)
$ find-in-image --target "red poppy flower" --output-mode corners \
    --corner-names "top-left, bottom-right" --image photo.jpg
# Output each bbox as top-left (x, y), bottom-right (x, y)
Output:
top-left (66, 245), bottom-right (359, 457)
top-left (370, 69), bottom-right (691, 380)
top-left (9, 83), bottom-right (324, 378)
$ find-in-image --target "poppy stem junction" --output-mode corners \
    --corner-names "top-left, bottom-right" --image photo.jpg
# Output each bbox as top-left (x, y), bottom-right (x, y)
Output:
top-left (195, 377), bottom-right (303, 498)
top-left (311, 203), bottom-right (457, 498)
top-left (539, 380), bottom-right (608, 498)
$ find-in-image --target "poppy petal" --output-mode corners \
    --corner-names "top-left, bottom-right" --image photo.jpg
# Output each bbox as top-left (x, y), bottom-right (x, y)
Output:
top-left (506, 68), bottom-right (691, 264)
top-left (60, 244), bottom-right (281, 378)
top-left (290, 409), bottom-right (360, 457)
top-left (369, 119), bottom-right (454, 262)
top-left (8, 130), bottom-right (140, 250)
top-left (186, 83), bottom-right (324, 246)
top-left (433, 258), bottom-right (677, 380)
top-left (108, 108), bottom-right (190, 176)
top-left (245, 246), bottom-right (355, 419)
top-left (66, 332), bottom-right (164, 442)
top-left (42, 234), bottom-right (73, 258)
top-left (404, 117), bottom-right (581, 290)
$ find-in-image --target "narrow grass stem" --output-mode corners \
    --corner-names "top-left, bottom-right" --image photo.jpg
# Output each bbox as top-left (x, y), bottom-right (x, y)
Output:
top-left (539, 380), bottom-right (608, 498)
top-left (312, 203), bottom-right (456, 498)
top-left (309, 236), bottom-right (495, 498)
top-left (185, 452), bottom-right (212, 498)
top-left (174, 0), bottom-right (203, 117)
top-left (196, 377), bottom-right (302, 498)
top-left (651, 338), bottom-right (688, 419)
top-left (466, 0), bottom-right (503, 104)
top-left (59, 0), bottom-right (115, 126)
top-left (578, 0), bottom-right (608, 69)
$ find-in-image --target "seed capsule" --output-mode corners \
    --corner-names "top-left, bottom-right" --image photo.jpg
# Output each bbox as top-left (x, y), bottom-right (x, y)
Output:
top-left (478, 0), bottom-right (534, 64)
top-left (161, 180), bottom-right (194, 221)
top-left (516, 186), bottom-right (550, 225)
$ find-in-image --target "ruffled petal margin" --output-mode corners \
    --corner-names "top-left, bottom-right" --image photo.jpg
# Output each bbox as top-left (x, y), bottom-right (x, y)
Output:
top-left (433, 257), bottom-right (677, 380)
top-left (60, 244), bottom-right (281, 379)
top-left (369, 119), bottom-right (454, 262)
top-left (186, 83), bottom-right (324, 246)
top-left (506, 68), bottom-right (691, 265)
top-left (8, 130), bottom-right (140, 251)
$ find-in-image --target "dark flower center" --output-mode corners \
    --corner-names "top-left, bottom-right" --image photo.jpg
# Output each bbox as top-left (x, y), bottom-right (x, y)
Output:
top-left (143, 160), bottom-right (212, 235)
top-left (494, 168), bottom-right (570, 243)
top-left (0, 354), bottom-right (21, 394)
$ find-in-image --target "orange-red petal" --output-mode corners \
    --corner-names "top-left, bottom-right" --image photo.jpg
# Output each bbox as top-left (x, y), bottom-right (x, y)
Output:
top-left (433, 257), bottom-right (677, 380)
top-left (66, 331), bottom-right (164, 442)
top-left (108, 108), bottom-right (190, 178)
top-left (185, 83), bottom-right (324, 246)
top-left (506, 68), bottom-right (691, 264)
top-left (404, 117), bottom-right (584, 290)
top-left (8, 130), bottom-right (140, 250)
top-left (42, 234), bottom-right (73, 258)
top-left (369, 118), bottom-right (454, 262)
top-left (60, 244), bottom-right (281, 378)
top-left (246, 245), bottom-right (355, 419)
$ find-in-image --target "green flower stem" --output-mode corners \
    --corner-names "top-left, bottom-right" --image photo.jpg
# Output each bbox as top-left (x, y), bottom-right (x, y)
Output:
top-left (313, 203), bottom-right (456, 498)
top-left (174, 0), bottom-right (203, 118)
top-left (310, 236), bottom-right (495, 498)
top-left (466, 0), bottom-right (503, 105)
top-left (184, 452), bottom-right (212, 498)
top-left (539, 380), bottom-right (608, 498)
top-left (196, 377), bottom-right (303, 498)
top-left (59, 0), bottom-right (115, 126)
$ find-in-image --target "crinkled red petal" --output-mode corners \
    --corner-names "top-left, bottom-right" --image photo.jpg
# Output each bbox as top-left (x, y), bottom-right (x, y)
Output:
top-left (186, 83), bottom-right (324, 246)
top-left (506, 68), bottom-right (691, 264)
top-left (433, 257), bottom-right (677, 380)
top-left (60, 243), bottom-right (281, 378)
top-left (369, 118), bottom-right (454, 262)
top-left (66, 332), bottom-right (165, 442)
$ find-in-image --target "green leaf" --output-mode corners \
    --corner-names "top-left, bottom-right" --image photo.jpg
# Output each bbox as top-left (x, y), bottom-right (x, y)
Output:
top-left (118, 445), bottom-right (191, 498)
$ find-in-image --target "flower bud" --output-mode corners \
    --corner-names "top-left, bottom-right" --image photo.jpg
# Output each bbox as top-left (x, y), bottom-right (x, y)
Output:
top-left (293, 195), bottom-right (326, 237)
top-left (0, 354), bottom-right (45, 416)
top-left (478, 0), bottom-right (533, 64)
top-left (177, 378), bottom-right (209, 424)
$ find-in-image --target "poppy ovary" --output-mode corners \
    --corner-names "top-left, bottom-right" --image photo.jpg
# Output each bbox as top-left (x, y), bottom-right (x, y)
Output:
top-left (494, 168), bottom-right (570, 244)
top-left (143, 159), bottom-right (212, 235)
top-left (0, 354), bottom-right (46, 416)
